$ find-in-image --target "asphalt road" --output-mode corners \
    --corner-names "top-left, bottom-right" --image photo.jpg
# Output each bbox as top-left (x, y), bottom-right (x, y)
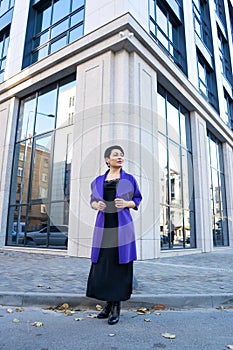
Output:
top-left (0, 305), bottom-right (233, 350)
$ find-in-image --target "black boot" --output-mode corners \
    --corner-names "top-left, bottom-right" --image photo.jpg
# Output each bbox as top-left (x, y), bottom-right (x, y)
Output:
top-left (97, 301), bottom-right (112, 319)
top-left (108, 301), bottom-right (120, 325)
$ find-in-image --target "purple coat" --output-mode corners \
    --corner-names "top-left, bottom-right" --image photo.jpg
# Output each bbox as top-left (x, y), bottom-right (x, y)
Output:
top-left (90, 169), bottom-right (142, 264)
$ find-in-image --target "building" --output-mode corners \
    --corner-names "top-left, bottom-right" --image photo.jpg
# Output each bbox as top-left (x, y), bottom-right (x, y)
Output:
top-left (0, 0), bottom-right (232, 259)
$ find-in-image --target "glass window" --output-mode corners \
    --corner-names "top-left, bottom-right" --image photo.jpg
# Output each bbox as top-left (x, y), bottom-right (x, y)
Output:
top-left (208, 133), bottom-right (228, 246)
top-left (0, 0), bottom-right (14, 17)
top-left (17, 95), bottom-right (36, 141)
top-left (50, 35), bottom-right (67, 54)
top-left (158, 85), bottom-right (195, 250)
top-left (31, 135), bottom-right (52, 201)
top-left (72, 0), bottom-right (85, 11)
top-left (28, 0), bottom-right (85, 65)
top-left (51, 128), bottom-right (72, 201)
top-left (0, 30), bottom-right (10, 83)
top-left (10, 141), bottom-right (32, 206)
top-left (149, 0), bottom-right (186, 72)
top-left (35, 86), bottom-right (57, 135)
top-left (7, 75), bottom-right (76, 249)
top-left (53, 0), bottom-right (70, 23)
top-left (51, 19), bottom-right (69, 39)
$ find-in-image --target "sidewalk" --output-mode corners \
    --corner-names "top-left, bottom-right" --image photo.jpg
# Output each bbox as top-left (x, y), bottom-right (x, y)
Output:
top-left (1, 247), bottom-right (233, 309)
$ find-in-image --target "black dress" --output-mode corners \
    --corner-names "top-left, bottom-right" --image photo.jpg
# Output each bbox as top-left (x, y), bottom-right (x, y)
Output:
top-left (86, 179), bottom-right (133, 302)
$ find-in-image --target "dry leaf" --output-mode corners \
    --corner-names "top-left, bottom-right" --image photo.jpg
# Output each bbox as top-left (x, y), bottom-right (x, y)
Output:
top-left (96, 304), bottom-right (103, 311)
top-left (227, 345), bottom-right (233, 350)
top-left (108, 334), bottom-right (116, 337)
top-left (151, 304), bottom-right (166, 311)
top-left (12, 318), bottom-right (20, 323)
top-left (136, 307), bottom-right (148, 315)
top-left (217, 306), bottom-right (225, 310)
top-left (161, 333), bottom-right (176, 339)
top-left (16, 307), bottom-right (24, 313)
top-left (144, 318), bottom-right (151, 322)
top-left (61, 303), bottom-right (69, 310)
top-left (7, 308), bottom-right (14, 313)
top-left (32, 321), bottom-right (43, 327)
top-left (74, 317), bottom-right (84, 321)
top-left (87, 313), bottom-right (97, 318)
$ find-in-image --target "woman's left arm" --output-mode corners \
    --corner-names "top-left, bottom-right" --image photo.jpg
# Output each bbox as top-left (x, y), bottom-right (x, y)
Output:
top-left (114, 176), bottom-right (142, 210)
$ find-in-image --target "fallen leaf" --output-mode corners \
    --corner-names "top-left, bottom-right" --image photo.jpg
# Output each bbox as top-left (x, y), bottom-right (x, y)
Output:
top-left (156, 313), bottom-right (161, 316)
top-left (16, 307), bottom-right (24, 313)
top-left (87, 313), bottom-right (97, 318)
top-left (161, 333), bottom-right (176, 339)
top-left (136, 307), bottom-right (148, 315)
top-left (108, 334), bottom-right (116, 337)
top-left (32, 321), bottom-right (43, 327)
top-left (74, 317), bottom-right (84, 321)
top-left (96, 304), bottom-right (103, 311)
top-left (12, 318), bottom-right (20, 323)
top-left (227, 345), bottom-right (233, 350)
top-left (151, 304), bottom-right (166, 311)
top-left (217, 306), bottom-right (225, 310)
top-left (61, 303), bottom-right (69, 310)
top-left (7, 308), bottom-right (14, 313)
top-left (144, 318), bottom-right (151, 322)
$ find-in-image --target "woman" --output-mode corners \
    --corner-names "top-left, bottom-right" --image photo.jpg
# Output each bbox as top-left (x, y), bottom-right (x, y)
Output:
top-left (86, 145), bottom-right (142, 325)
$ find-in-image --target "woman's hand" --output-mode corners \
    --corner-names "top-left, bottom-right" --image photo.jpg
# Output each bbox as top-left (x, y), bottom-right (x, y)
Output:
top-left (91, 201), bottom-right (106, 211)
top-left (114, 198), bottom-right (136, 209)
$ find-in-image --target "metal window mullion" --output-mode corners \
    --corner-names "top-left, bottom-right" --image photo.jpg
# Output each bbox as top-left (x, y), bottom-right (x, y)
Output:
top-left (46, 82), bottom-right (59, 247)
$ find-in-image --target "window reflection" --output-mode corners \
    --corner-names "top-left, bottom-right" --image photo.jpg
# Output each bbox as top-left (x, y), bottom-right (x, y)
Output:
top-left (30, 0), bottom-right (85, 65)
top-left (158, 86), bottom-right (195, 250)
top-left (17, 95), bottom-right (36, 141)
top-left (7, 75), bottom-right (76, 249)
top-left (51, 128), bottom-right (72, 201)
top-left (10, 141), bottom-right (32, 206)
top-left (35, 87), bottom-right (56, 135)
top-left (208, 133), bottom-right (228, 246)
top-left (31, 135), bottom-right (52, 201)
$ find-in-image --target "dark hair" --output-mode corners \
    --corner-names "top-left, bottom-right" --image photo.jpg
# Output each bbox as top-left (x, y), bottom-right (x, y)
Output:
top-left (104, 145), bottom-right (124, 159)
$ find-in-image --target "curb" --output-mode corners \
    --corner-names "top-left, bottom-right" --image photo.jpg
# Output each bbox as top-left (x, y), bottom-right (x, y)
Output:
top-left (1, 292), bottom-right (233, 309)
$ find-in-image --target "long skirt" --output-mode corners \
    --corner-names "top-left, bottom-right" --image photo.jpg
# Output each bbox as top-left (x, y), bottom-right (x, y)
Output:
top-left (86, 245), bottom-right (133, 302)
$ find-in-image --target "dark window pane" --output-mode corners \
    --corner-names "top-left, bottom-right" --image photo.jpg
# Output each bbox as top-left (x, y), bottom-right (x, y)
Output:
top-left (32, 46), bottom-right (48, 63)
top-left (7, 205), bottom-right (27, 245)
top-left (33, 31), bottom-right (49, 50)
top-left (49, 203), bottom-right (69, 248)
top-left (25, 204), bottom-right (49, 247)
top-left (31, 135), bottom-right (52, 201)
top-left (158, 134), bottom-right (168, 206)
top-left (51, 128), bottom-right (72, 201)
top-left (36, 4), bottom-right (52, 33)
top-left (10, 141), bottom-right (32, 205)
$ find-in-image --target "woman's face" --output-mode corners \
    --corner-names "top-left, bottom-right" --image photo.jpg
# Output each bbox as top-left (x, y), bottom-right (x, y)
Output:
top-left (106, 149), bottom-right (124, 168)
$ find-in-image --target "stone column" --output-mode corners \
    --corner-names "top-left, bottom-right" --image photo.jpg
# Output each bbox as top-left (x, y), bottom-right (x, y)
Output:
top-left (190, 111), bottom-right (212, 252)
top-left (68, 48), bottom-right (159, 259)
top-left (0, 98), bottom-right (19, 246)
top-left (222, 143), bottom-right (233, 246)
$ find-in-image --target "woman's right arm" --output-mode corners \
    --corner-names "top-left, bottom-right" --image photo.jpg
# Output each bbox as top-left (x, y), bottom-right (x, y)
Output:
top-left (91, 201), bottom-right (106, 211)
